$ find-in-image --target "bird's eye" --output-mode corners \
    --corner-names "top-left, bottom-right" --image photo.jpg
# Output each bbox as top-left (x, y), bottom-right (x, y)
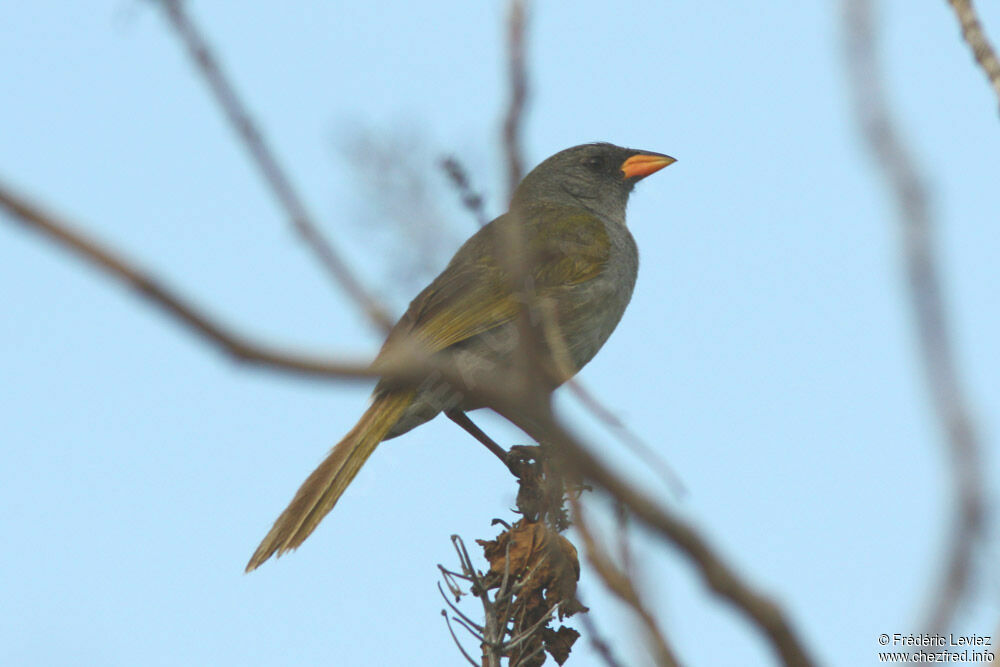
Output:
top-left (583, 155), bottom-right (604, 171)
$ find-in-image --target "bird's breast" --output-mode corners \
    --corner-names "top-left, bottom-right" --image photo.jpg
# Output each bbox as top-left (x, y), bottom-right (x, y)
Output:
top-left (553, 222), bottom-right (638, 373)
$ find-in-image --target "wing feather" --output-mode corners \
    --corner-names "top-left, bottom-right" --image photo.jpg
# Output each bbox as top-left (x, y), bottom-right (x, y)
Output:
top-left (375, 204), bottom-right (611, 360)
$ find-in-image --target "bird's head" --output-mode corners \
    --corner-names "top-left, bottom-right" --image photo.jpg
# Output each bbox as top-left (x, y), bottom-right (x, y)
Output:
top-left (511, 142), bottom-right (675, 224)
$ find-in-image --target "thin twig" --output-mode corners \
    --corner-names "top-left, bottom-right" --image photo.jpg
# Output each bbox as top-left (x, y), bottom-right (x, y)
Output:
top-left (441, 611), bottom-right (481, 667)
top-left (439, 566), bottom-right (469, 596)
top-left (157, 0), bottom-right (393, 333)
top-left (452, 614), bottom-right (487, 642)
top-left (567, 379), bottom-right (687, 498)
top-left (448, 535), bottom-right (505, 667)
top-left (440, 156), bottom-right (490, 227)
top-left (613, 501), bottom-right (635, 580)
top-left (503, 601), bottom-right (559, 651)
top-left (496, 539), bottom-right (517, 645)
top-left (844, 0), bottom-right (987, 631)
top-left (576, 600), bottom-right (626, 667)
top-left (502, 0), bottom-right (528, 202)
top-left (438, 583), bottom-right (484, 633)
top-left (498, 0), bottom-right (548, 412)
top-left (945, 0), bottom-right (1000, 114)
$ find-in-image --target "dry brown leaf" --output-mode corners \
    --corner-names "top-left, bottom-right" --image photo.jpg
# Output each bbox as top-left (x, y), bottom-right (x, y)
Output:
top-left (476, 519), bottom-right (584, 665)
top-left (542, 626), bottom-right (580, 665)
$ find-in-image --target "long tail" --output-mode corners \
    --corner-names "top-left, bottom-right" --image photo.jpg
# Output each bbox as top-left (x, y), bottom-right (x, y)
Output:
top-left (245, 391), bottom-right (413, 571)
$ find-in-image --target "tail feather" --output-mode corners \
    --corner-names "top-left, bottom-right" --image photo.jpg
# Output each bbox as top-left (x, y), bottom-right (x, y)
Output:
top-left (245, 391), bottom-right (413, 572)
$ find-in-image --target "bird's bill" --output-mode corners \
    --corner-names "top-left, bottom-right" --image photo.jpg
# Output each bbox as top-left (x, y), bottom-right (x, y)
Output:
top-left (620, 153), bottom-right (677, 179)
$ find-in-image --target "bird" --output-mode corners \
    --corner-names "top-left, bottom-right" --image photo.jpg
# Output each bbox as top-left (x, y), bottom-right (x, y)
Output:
top-left (246, 142), bottom-right (675, 571)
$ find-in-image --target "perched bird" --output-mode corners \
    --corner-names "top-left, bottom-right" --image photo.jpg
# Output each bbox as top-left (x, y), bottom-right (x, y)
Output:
top-left (246, 142), bottom-right (674, 571)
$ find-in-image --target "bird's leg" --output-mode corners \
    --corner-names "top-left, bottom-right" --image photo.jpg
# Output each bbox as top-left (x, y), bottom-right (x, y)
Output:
top-left (446, 410), bottom-right (520, 475)
top-left (445, 413), bottom-right (570, 525)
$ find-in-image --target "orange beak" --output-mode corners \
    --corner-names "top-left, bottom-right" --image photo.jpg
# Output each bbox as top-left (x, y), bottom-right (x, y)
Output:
top-left (620, 153), bottom-right (676, 179)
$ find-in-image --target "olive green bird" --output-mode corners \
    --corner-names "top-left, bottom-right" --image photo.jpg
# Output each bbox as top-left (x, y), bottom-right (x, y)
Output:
top-left (246, 142), bottom-right (675, 571)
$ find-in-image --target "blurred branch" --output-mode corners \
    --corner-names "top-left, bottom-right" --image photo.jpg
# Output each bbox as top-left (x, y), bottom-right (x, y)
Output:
top-left (575, 602), bottom-right (625, 667)
top-left (566, 379), bottom-right (687, 498)
top-left (441, 155), bottom-right (490, 227)
top-left (843, 0), bottom-right (986, 631)
top-left (945, 0), bottom-right (1000, 113)
top-left (496, 405), bottom-right (816, 667)
top-left (0, 181), bottom-right (384, 381)
top-left (496, 0), bottom-right (542, 396)
top-left (570, 496), bottom-right (679, 666)
top-left (157, 0), bottom-right (393, 333)
top-left (502, 0), bottom-right (529, 202)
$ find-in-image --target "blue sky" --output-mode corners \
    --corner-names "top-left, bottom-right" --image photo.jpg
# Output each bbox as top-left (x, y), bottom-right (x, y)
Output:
top-left (2, 1), bottom-right (999, 665)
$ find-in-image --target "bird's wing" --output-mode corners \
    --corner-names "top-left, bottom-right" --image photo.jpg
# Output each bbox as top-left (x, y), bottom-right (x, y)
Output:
top-left (376, 206), bottom-right (611, 357)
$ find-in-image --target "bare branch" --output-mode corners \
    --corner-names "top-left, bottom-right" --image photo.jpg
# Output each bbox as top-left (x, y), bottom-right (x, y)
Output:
top-left (444, 535), bottom-right (506, 667)
top-left (440, 611), bottom-right (481, 667)
top-left (945, 0), bottom-right (1000, 113)
top-left (843, 0), bottom-right (987, 631)
top-left (157, 0), bottom-right (393, 333)
top-left (502, 0), bottom-right (529, 202)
